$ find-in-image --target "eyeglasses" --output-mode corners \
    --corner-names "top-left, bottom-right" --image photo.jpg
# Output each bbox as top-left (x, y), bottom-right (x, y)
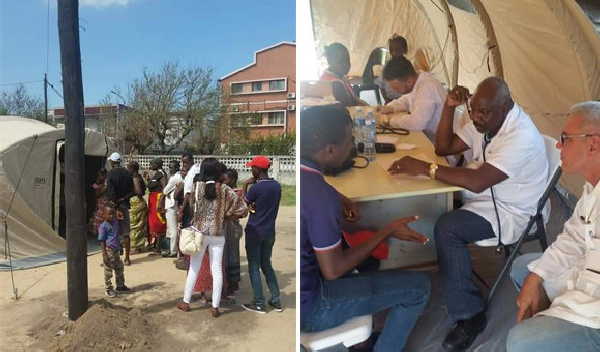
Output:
top-left (559, 132), bottom-right (600, 144)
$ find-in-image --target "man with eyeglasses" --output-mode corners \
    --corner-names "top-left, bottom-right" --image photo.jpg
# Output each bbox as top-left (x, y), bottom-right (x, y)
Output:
top-left (387, 77), bottom-right (549, 351)
top-left (507, 101), bottom-right (600, 352)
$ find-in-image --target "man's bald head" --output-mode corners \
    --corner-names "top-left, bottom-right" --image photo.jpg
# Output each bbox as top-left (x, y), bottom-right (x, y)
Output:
top-left (469, 76), bottom-right (514, 135)
top-left (476, 77), bottom-right (512, 107)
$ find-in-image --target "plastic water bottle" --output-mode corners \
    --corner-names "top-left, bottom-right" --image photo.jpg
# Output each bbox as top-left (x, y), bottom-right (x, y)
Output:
top-left (354, 108), bottom-right (365, 152)
top-left (363, 111), bottom-right (377, 161)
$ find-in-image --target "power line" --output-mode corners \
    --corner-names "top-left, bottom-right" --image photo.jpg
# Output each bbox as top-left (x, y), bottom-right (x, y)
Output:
top-left (47, 81), bottom-right (64, 99)
top-left (0, 80), bottom-right (43, 87)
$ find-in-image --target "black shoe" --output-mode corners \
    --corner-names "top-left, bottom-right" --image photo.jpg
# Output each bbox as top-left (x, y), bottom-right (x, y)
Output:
top-left (442, 311), bottom-right (487, 352)
top-left (241, 302), bottom-right (266, 314)
top-left (115, 285), bottom-right (131, 292)
top-left (268, 300), bottom-right (284, 312)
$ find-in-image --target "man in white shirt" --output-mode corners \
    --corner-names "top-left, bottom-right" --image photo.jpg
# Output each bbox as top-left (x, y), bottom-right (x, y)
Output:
top-left (388, 77), bottom-right (548, 351)
top-left (507, 101), bottom-right (600, 352)
top-left (161, 160), bottom-right (184, 257)
top-left (377, 56), bottom-right (447, 141)
top-left (182, 153), bottom-right (201, 226)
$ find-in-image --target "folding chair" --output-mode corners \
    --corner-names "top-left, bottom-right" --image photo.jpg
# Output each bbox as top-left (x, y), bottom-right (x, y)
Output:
top-left (300, 315), bottom-right (372, 352)
top-left (474, 135), bottom-right (562, 304)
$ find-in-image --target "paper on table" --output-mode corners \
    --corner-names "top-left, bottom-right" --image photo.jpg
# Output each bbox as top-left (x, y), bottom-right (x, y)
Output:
top-left (376, 153), bottom-right (433, 180)
top-left (396, 143), bottom-right (416, 150)
top-left (377, 135), bottom-right (399, 144)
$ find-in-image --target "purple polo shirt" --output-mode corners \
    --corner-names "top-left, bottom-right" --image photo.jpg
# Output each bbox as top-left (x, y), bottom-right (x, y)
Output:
top-left (245, 178), bottom-right (281, 238)
top-left (300, 160), bottom-right (343, 317)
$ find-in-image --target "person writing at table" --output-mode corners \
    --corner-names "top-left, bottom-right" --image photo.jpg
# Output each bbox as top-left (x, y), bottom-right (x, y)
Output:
top-left (300, 104), bottom-right (430, 352)
top-left (377, 56), bottom-right (447, 142)
top-left (388, 77), bottom-right (548, 352)
top-left (375, 34), bottom-right (408, 104)
top-left (320, 42), bottom-right (369, 107)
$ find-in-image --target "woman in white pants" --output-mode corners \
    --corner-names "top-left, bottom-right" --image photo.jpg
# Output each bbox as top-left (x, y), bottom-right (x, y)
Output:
top-left (177, 158), bottom-right (247, 317)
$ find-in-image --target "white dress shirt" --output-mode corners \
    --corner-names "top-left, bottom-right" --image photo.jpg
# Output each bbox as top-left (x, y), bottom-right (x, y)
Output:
top-left (530, 181), bottom-right (600, 328)
top-left (386, 72), bottom-right (447, 141)
top-left (163, 172), bottom-right (184, 209)
top-left (184, 163), bottom-right (202, 195)
top-left (456, 103), bottom-right (549, 245)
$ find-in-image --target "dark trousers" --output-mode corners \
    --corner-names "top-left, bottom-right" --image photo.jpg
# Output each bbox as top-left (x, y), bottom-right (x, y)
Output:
top-left (434, 209), bottom-right (494, 321)
top-left (245, 233), bottom-right (280, 306)
top-left (224, 220), bottom-right (242, 286)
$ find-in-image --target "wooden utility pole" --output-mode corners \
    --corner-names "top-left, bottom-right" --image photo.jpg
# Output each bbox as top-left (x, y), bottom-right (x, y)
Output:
top-left (57, 0), bottom-right (88, 321)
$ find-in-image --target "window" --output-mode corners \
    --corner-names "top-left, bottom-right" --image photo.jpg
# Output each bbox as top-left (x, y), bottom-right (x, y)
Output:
top-left (252, 82), bottom-right (262, 92)
top-left (269, 79), bottom-right (285, 91)
top-left (231, 83), bottom-right (243, 94)
top-left (268, 111), bottom-right (285, 125)
top-left (248, 113), bottom-right (263, 125)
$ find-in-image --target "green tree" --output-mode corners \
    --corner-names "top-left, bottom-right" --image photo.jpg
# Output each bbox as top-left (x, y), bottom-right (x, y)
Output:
top-left (104, 62), bottom-right (220, 154)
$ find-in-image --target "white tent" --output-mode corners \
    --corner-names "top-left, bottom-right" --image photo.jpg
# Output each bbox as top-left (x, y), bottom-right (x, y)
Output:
top-left (0, 116), bottom-right (114, 267)
top-left (299, 0), bottom-right (600, 196)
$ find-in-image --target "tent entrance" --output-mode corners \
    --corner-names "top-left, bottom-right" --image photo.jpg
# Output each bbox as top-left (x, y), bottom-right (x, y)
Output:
top-left (53, 142), bottom-right (106, 238)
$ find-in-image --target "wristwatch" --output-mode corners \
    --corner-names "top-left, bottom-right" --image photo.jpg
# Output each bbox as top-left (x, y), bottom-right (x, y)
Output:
top-left (429, 162), bottom-right (439, 180)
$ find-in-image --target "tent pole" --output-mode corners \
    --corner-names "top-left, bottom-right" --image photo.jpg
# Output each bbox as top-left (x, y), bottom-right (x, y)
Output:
top-left (57, 0), bottom-right (88, 321)
top-left (471, 0), bottom-right (504, 79)
top-left (439, 0), bottom-right (460, 87)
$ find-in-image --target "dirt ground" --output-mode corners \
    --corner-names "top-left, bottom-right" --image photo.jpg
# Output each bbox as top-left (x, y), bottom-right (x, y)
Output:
top-left (0, 206), bottom-right (296, 352)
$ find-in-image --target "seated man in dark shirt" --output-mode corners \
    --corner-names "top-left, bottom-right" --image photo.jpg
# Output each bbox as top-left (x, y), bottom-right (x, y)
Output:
top-left (300, 104), bottom-right (431, 352)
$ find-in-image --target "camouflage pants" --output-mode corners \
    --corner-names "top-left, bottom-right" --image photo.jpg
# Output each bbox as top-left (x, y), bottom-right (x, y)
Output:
top-left (104, 247), bottom-right (125, 290)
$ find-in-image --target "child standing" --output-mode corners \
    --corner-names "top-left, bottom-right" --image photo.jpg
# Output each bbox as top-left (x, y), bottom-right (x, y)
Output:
top-left (99, 205), bottom-right (130, 297)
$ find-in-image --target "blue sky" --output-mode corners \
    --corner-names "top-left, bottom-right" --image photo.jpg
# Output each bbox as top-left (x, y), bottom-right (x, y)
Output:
top-left (0, 0), bottom-right (295, 108)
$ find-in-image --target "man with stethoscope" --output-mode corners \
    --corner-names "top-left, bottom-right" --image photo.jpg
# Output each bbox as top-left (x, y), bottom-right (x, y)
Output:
top-left (507, 101), bottom-right (600, 352)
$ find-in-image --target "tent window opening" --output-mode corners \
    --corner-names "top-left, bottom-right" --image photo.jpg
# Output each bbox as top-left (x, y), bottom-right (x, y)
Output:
top-left (447, 0), bottom-right (476, 14)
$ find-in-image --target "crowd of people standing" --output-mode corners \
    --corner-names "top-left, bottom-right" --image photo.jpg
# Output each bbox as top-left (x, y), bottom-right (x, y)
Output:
top-left (90, 152), bottom-right (284, 317)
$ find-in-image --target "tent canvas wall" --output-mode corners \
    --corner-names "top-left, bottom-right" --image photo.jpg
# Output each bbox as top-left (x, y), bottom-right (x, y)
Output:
top-left (301, 0), bottom-right (600, 196)
top-left (0, 116), bottom-right (114, 268)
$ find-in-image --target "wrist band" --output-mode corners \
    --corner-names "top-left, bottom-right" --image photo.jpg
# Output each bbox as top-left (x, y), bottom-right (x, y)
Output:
top-left (429, 163), bottom-right (439, 180)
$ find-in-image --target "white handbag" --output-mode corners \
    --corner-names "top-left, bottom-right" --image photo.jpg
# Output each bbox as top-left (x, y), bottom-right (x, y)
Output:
top-left (179, 226), bottom-right (203, 255)
top-left (179, 184), bottom-right (204, 255)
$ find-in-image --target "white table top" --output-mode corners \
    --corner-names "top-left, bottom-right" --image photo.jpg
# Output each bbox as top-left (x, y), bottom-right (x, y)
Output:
top-left (324, 128), bottom-right (462, 202)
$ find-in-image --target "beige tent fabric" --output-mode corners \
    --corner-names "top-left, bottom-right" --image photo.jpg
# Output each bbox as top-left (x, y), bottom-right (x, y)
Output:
top-left (311, 0), bottom-right (457, 88)
top-left (0, 116), bottom-right (113, 261)
top-left (309, 0), bottom-right (600, 196)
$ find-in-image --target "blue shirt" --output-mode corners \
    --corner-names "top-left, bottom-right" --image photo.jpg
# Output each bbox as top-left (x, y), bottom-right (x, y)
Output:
top-left (300, 160), bottom-right (343, 317)
top-left (98, 220), bottom-right (120, 249)
top-left (245, 178), bottom-right (281, 238)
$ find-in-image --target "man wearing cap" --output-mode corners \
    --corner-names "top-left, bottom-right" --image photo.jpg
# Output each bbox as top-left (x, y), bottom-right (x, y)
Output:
top-left (106, 152), bottom-right (135, 265)
top-left (240, 156), bottom-right (283, 314)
